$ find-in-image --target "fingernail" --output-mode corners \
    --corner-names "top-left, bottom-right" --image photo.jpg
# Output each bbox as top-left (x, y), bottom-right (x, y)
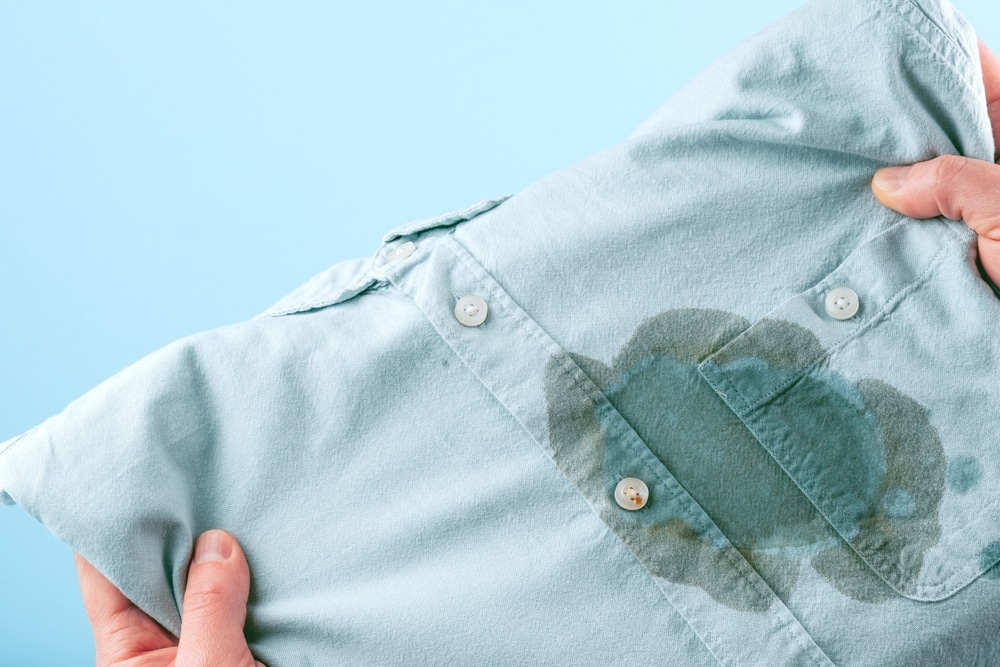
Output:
top-left (193, 530), bottom-right (232, 564)
top-left (873, 166), bottom-right (911, 193)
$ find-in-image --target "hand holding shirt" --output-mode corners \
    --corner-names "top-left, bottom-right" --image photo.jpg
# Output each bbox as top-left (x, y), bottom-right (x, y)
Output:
top-left (873, 40), bottom-right (1000, 290)
top-left (74, 530), bottom-right (264, 667)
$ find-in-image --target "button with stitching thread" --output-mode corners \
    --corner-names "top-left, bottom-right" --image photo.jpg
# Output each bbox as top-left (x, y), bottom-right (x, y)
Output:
top-left (614, 477), bottom-right (649, 510)
top-left (385, 241), bottom-right (416, 263)
top-left (454, 295), bottom-right (488, 327)
top-left (825, 287), bottom-right (859, 320)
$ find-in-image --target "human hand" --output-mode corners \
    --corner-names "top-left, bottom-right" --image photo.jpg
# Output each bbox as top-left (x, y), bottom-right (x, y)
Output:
top-left (74, 530), bottom-right (265, 667)
top-left (872, 39), bottom-right (1000, 288)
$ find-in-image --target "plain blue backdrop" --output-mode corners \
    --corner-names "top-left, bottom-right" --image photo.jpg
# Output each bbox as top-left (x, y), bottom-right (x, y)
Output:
top-left (2, 2), bottom-right (999, 664)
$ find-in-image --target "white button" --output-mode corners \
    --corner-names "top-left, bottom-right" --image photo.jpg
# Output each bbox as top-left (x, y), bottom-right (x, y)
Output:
top-left (454, 295), bottom-right (488, 327)
top-left (385, 241), bottom-right (416, 263)
top-left (825, 287), bottom-right (859, 320)
top-left (614, 477), bottom-right (649, 511)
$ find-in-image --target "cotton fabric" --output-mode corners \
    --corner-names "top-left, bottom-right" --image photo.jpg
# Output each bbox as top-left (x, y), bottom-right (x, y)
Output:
top-left (3, 0), bottom-right (1000, 664)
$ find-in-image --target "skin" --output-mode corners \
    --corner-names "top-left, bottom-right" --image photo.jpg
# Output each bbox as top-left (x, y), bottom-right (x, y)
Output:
top-left (872, 40), bottom-right (1000, 288)
top-left (72, 39), bottom-right (1000, 667)
top-left (75, 530), bottom-right (265, 667)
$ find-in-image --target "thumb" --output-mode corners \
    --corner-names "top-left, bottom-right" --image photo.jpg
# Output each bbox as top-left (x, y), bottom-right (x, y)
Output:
top-left (176, 530), bottom-right (264, 667)
top-left (872, 155), bottom-right (1000, 287)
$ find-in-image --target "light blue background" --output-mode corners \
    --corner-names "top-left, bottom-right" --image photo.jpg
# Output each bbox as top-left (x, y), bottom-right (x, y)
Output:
top-left (2, 2), bottom-right (998, 663)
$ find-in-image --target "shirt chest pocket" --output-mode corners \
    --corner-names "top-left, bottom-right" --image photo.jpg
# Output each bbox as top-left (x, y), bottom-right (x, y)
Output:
top-left (696, 218), bottom-right (1000, 602)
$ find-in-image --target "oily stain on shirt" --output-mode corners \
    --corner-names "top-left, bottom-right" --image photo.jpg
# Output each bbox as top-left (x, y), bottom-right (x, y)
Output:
top-left (545, 308), bottom-right (962, 610)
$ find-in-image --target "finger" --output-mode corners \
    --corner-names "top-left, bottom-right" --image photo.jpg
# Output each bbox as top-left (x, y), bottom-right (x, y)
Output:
top-left (978, 40), bottom-right (1000, 155)
top-left (872, 155), bottom-right (1000, 286)
top-left (75, 551), bottom-right (178, 663)
top-left (74, 551), bottom-right (135, 632)
top-left (176, 530), bottom-right (258, 667)
top-left (872, 155), bottom-right (1000, 232)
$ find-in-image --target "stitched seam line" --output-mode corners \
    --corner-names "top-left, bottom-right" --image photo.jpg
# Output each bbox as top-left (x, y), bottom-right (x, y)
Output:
top-left (731, 237), bottom-right (953, 408)
top-left (895, 0), bottom-right (981, 96)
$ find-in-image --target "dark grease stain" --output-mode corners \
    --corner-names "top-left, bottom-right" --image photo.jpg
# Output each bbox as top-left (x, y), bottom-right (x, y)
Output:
top-left (980, 541), bottom-right (1000, 580)
top-left (947, 455), bottom-right (982, 494)
top-left (544, 308), bottom-right (945, 609)
top-left (852, 378), bottom-right (944, 588)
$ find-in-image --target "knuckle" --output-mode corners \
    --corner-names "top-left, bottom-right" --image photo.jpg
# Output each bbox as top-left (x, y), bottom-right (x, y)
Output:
top-left (184, 581), bottom-right (234, 612)
top-left (928, 154), bottom-right (968, 183)
top-left (926, 155), bottom-right (969, 219)
top-left (92, 617), bottom-right (139, 666)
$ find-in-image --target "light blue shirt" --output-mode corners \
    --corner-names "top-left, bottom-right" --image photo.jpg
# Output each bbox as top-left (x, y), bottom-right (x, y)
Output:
top-left (3, 0), bottom-right (999, 663)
